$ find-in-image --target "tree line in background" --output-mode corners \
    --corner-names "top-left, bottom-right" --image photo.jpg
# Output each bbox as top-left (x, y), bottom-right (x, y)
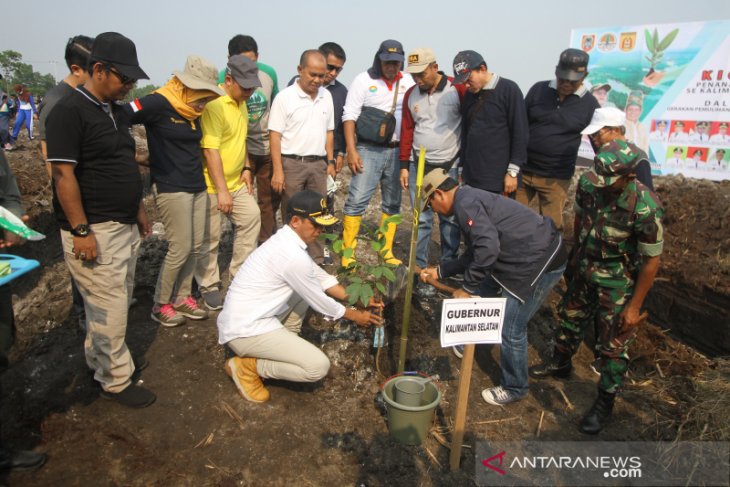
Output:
top-left (0, 49), bottom-right (158, 101)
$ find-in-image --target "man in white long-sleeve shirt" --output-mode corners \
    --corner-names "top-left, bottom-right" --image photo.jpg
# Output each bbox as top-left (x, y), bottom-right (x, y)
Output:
top-left (218, 190), bottom-right (382, 403)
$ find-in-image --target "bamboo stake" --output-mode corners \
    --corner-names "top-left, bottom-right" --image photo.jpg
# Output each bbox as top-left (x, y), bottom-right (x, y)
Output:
top-left (397, 146), bottom-right (426, 373)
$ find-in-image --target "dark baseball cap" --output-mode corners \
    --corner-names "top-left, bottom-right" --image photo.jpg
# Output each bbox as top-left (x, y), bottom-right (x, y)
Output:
top-left (377, 40), bottom-right (405, 63)
top-left (452, 50), bottom-right (486, 84)
top-left (91, 32), bottom-right (148, 80)
top-left (555, 48), bottom-right (589, 81)
top-left (226, 54), bottom-right (262, 89)
top-left (287, 190), bottom-right (339, 226)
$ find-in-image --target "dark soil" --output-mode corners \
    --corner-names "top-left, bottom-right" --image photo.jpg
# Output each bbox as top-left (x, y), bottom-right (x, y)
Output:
top-left (2, 134), bottom-right (729, 486)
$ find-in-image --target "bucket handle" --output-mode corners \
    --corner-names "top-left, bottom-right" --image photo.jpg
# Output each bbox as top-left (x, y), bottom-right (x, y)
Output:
top-left (380, 371), bottom-right (443, 392)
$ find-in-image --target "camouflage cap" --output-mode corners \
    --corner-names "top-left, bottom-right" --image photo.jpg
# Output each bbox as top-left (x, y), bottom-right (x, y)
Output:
top-left (589, 140), bottom-right (642, 187)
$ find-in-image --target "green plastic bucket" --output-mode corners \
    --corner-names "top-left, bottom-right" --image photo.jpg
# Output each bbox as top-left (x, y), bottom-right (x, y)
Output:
top-left (382, 375), bottom-right (442, 445)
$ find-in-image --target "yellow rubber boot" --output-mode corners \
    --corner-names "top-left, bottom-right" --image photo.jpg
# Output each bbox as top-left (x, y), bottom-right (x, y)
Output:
top-left (341, 215), bottom-right (362, 267)
top-left (379, 213), bottom-right (402, 265)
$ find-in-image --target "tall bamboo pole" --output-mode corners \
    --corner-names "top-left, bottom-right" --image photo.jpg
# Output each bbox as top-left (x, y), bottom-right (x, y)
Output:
top-left (397, 146), bottom-right (426, 373)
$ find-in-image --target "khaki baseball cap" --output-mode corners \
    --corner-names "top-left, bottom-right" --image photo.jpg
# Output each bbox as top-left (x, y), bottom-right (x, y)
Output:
top-left (421, 168), bottom-right (450, 210)
top-left (406, 48), bottom-right (436, 74)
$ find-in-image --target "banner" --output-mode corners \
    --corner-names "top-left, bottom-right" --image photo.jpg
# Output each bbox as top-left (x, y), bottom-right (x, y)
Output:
top-left (571, 20), bottom-right (730, 181)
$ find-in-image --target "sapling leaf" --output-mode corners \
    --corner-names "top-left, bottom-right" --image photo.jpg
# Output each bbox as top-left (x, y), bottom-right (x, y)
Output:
top-left (343, 248), bottom-right (354, 259)
top-left (346, 282), bottom-right (361, 301)
top-left (359, 285), bottom-right (374, 307)
top-left (657, 28), bottom-right (679, 52)
top-left (383, 267), bottom-right (396, 282)
top-left (320, 233), bottom-right (337, 242)
top-left (376, 282), bottom-right (387, 295)
top-left (333, 240), bottom-right (343, 253)
top-left (371, 241), bottom-right (384, 252)
top-left (644, 29), bottom-right (654, 52)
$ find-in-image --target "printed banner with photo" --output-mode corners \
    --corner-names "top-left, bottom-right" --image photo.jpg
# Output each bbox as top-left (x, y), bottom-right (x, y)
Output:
top-left (571, 20), bottom-right (730, 181)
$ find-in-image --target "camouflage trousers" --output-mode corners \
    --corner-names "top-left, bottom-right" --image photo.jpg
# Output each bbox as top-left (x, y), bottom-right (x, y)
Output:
top-left (555, 274), bottom-right (636, 393)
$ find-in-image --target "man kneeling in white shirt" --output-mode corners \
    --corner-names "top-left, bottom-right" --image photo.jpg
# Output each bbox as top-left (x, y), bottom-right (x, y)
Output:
top-left (217, 190), bottom-right (382, 402)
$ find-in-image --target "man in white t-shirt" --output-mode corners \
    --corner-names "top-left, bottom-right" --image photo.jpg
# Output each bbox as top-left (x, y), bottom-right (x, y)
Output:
top-left (218, 190), bottom-right (382, 403)
top-left (340, 40), bottom-right (415, 267)
top-left (269, 50), bottom-right (335, 263)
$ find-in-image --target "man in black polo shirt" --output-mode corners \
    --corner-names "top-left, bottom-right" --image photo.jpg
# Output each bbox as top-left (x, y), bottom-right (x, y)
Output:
top-left (517, 49), bottom-right (599, 231)
top-left (46, 32), bottom-right (155, 408)
top-left (452, 50), bottom-right (528, 195)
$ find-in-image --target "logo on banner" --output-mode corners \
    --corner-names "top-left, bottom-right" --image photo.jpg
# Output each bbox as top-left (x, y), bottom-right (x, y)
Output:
top-left (581, 34), bottom-right (595, 52)
top-left (598, 33), bottom-right (617, 52)
top-left (620, 32), bottom-right (637, 51)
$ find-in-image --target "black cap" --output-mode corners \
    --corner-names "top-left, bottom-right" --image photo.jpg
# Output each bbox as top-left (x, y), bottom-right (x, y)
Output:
top-left (287, 190), bottom-right (339, 226)
top-left (377, 40), bottom-right (405, 63)
top-left (555, 48), bottom-right (589, 81)
top-left (452, 50), bottom-right (485, 84)
top-left (91, 32), bottom-right (148, 80)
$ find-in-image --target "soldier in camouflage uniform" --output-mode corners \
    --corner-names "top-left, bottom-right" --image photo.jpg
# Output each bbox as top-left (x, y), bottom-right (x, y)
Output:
top-left (530, 107), bottom-right (664, 434)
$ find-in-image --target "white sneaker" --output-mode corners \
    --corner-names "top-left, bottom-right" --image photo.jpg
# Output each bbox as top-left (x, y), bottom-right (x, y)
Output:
top-left (481, 386), bottom-right (523, 406)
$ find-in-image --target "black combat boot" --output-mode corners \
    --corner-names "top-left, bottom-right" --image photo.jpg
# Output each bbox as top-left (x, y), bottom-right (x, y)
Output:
top-left (528, 351), bottom-right (572, 379)
top-left (579, 388), bottom-right (616, 434)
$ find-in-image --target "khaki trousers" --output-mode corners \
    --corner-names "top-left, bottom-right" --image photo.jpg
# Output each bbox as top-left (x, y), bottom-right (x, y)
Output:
top-left (153, 187), bottom-right (208, 304)
top-left (226, 294), bottom-right (330, 382)
top-left (196, 186), bottom-right (261, 290)
top-left (516, 173), bottom-right (571, 231)
top-left (61, 221), bottom-right (139, 392)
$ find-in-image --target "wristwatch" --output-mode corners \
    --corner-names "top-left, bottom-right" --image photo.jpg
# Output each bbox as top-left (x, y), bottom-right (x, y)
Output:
top-left (71, 223), bottom-right (91, 237)
top-left (507, 168), bottom-right (519, 178)
top-left (327, 159), bottom-right (337, 166)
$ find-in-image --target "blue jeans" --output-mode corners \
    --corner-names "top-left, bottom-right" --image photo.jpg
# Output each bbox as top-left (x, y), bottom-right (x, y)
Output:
top-left (482, 264), bottom-right (566, 397)
top-left (344, 143), bottom-right (401, 216)
top-left (408, 163), bottom-right (461, 268)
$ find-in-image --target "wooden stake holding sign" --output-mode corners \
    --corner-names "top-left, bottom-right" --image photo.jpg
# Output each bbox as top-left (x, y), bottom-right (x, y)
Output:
top-left (440, 297), bottom-right (507, 471)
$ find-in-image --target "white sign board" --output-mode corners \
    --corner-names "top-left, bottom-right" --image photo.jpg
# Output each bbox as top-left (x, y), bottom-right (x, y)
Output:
top-left (440, 298), bottom-right (507, 347)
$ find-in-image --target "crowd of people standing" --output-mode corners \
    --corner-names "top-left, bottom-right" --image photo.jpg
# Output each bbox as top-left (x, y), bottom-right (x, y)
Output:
top-left (0, 30), bottom-right (667, 474)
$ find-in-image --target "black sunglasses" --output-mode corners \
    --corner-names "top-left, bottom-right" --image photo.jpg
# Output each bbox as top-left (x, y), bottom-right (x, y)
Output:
top-left (326, 64), bottom-right (343, 73)
top-left (108, 66), bottom-right (136, 85)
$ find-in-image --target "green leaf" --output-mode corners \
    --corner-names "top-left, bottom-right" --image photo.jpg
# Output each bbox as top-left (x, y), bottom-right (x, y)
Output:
top-left (384, 214), bottom-right (403, 225)
top-left (644, 29), bottom-right (654, 52)
top-left (320, 232), bottom-right (337, 242)
top-left (371, 240), bottom-right (384, 252)
top-left (347, 293), bottom-right (359, 306)
top-left (333, 240), bottom-right (343, 253)
top-left (382, 267), bottom-right (396, 282)
top-left (346, 282), bottom-right (362, 301)
top-left (359, 285), bottom-right (374, 307)
top-left (371, 267), bottom-right (383, 279)
top-left (376, 282), bottom-right (387, 295)
top-left (652, 28), bottom-right (659, 53)
top-left (657, 28), bottom-right (679, 52)
top-left (350, 276), bottom-right (363, 284)
top-left (343, 248), bottom-right (354, 259)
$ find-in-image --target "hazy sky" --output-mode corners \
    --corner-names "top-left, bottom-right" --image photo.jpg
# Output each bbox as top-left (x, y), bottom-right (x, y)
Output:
top-left (5, 0), bottom-right (730, 92)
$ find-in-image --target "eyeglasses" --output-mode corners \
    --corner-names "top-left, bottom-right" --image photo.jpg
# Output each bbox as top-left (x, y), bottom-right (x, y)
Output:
top-left (557, 78), bottom-right (582, 86)
top-left (326, 64), bottom-right (343, 73)
top-left (108, 67), bottom-right (136, 86)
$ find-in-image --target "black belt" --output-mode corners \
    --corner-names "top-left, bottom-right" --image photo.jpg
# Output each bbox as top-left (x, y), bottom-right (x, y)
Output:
top-left (281, 154), bottom-right (325, 162)
top-left (362, 141), bottom-right (399, 149)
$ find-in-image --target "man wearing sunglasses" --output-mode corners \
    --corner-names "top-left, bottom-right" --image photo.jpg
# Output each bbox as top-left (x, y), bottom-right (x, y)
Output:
top-left (46, 32), bottom-right (155, 408)
top-left (517, 48), bottom-right (599, 232)
top-left (218, 190), bottom-right (382, 403)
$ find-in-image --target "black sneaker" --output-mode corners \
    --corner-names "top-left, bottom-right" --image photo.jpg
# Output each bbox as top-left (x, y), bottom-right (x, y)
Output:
top-left (101, 384), bottom-right (156, 408)
top-left (202, 289), bottom-right (224, 311)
